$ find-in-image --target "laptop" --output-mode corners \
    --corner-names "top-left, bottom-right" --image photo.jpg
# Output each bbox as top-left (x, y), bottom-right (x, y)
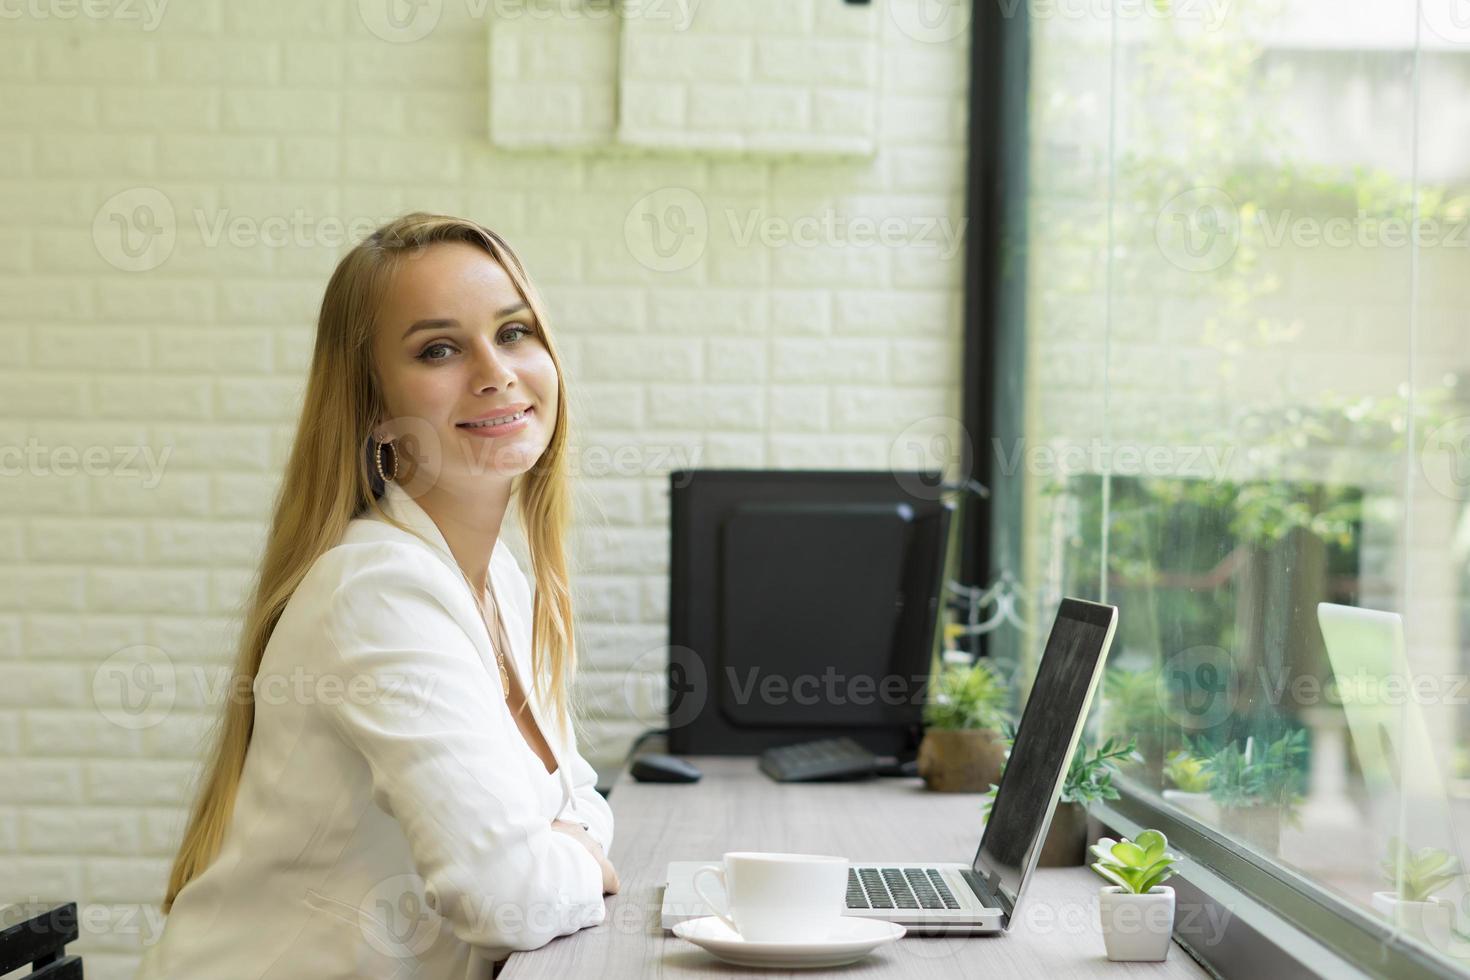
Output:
top-left (661, 597), bottom-right (1119, 935)
top-left (1316, 603), bottom-right (1447, 801)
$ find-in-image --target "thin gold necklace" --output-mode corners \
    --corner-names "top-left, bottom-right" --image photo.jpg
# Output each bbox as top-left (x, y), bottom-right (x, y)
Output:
top-left (476, 580), bottom-right (512, 700)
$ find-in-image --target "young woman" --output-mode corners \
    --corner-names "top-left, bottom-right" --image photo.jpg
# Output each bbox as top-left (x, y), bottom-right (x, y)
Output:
top-left (137, 213), bottom-right (620, 979)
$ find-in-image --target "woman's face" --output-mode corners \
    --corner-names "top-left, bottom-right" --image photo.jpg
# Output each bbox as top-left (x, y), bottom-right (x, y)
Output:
top-left (371, 241), bottom-right (559, 493)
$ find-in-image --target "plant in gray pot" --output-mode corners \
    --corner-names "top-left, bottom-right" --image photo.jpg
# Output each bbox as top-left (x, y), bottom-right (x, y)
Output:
top-left (1372, 837), bottom-right (1460, 948)
top-left (1091, 830), bottom-right (1181, 962)
top-left (916, 660), bottom-right (1011, 793)
top-left (1197, 730), bottom-right (1307, 855)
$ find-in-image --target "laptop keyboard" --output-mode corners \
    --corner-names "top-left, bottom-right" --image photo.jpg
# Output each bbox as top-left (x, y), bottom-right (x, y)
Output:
top-left (846, 867), bottom-right (961, 911)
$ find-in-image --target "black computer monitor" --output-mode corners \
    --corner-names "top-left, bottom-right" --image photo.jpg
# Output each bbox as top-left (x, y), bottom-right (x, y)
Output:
top-left (667, 469), bottom-right (954, 756)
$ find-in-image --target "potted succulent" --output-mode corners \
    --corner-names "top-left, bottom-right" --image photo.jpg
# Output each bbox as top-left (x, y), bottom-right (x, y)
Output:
top-left (1161, 747), bottom-right (1218, 824)
top-left (982, 735), bottom-right (1139, 866)
top-left (1198, 730), bottom-right (1307, 854)
top-left (1091, 830), bottom-right (1181, 962)
top-left (1372, 837), bottom-right (1460, 946)
top-left (917, 659), bottom-right (1011, 792)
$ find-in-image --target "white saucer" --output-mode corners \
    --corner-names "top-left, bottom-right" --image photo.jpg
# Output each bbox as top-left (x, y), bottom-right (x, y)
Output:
top-left (671, 916), bottom-right (905, 968)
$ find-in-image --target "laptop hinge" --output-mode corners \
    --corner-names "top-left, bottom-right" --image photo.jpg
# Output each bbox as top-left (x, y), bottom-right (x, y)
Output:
top-left (960, 869), bottom-right (1011, 923)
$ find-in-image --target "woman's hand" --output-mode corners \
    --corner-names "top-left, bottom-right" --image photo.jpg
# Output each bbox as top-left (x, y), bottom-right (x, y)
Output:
top-left (551, 819), bottom-right (620, 895)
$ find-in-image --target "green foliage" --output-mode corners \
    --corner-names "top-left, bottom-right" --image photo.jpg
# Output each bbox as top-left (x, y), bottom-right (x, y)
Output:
top-left (1102, 665), bottom-right (1164, 742)
top-left (1090, 830), bottom-right (1181, 895)
top-left (1163, 749), bottom-right (1214, 793)
top-left (982, 735), bottom-right (1140, 817)
top-left (1196, 730), bottom-right (1308, 812)
top-left (1381, 838), bottom-right (1461, 904)
top-left (923, 659), bottom-right (1011, 732)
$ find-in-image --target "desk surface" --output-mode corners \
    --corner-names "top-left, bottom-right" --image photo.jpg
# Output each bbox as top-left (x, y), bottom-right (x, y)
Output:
top-left (503, 757), bottom-right (1209, 978)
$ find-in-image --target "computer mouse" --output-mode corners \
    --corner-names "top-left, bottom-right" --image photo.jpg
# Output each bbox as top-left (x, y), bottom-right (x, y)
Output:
top-left (629, 753), bottom-right (703, 783)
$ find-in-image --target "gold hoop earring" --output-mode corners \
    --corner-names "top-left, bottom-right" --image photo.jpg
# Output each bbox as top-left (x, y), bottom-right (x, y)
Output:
top-left (374, 439), bottom-right (400, 483)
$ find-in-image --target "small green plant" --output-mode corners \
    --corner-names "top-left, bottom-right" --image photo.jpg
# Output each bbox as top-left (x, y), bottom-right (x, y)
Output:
top-left (923, 659), bottom-right (1010, 731)
top-left (1102, 664), bottom-right (1164, 743)
top-left (1382, 837), bottom-right (1461, 903)
top-left (982, 734), bottom-right (1139, 817)
top-left (1196, 730), bottom-right (1307, 812)
top-left (1090, 830), bottom-right (1180, 894)
top-left (1163, 749), bottom-right (1214, 793)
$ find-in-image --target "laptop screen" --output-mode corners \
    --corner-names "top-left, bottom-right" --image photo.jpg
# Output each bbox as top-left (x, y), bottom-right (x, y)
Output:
top-left (970, 598), bottom-right (1117, 920)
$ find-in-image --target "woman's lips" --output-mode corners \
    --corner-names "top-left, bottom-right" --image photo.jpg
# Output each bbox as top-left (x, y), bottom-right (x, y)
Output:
top-left (456, 406), bottom-right (533, 437)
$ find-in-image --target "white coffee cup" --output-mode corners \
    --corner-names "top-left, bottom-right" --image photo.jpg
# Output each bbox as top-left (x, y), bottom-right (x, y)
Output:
top-left (691, 851), bottom-right (849, 942)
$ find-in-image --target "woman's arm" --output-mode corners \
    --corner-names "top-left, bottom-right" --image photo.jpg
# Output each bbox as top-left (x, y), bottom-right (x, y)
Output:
top-left (318, 543), bottom-right (608, 954)
top-left (554, 719), bottom-right (616, 855)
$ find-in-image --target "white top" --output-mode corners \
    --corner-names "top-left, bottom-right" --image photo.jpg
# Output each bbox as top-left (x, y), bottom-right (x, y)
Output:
top-left (136, 481), bottom-right (614, 979)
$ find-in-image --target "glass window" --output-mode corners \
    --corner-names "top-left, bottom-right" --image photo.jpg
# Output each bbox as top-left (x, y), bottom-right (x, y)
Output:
top-left (1001, 0), bottom-right (1470, 968)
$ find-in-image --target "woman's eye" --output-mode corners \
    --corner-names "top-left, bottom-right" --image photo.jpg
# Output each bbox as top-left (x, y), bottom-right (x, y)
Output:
top-left (418, 342), bottom-right (456, 361)
top-left (501, 322), bottom-right (534, 343)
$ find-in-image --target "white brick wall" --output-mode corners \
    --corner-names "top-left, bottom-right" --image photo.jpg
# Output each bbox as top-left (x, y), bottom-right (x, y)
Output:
top-left (0, 2), bottom-right (971, 974)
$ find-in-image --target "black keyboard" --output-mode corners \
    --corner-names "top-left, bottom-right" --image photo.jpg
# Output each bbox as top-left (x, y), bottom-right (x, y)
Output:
top-left (846, 867), bottom-right (961, 911)
top-left (758, 737), bottom-right (879, 782)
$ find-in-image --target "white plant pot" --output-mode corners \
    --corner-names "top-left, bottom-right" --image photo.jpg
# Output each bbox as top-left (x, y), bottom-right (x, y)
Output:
top-left (1162, 789), bottom-right (1219, 825)
top-left (1098, 885), bottom-right (1175, 962)
top-left (1371, 891), bottom-right (1454, 947)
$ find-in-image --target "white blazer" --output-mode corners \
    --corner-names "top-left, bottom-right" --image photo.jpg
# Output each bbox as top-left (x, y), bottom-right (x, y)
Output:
top-left (137, 481), bottom-right (614, 979)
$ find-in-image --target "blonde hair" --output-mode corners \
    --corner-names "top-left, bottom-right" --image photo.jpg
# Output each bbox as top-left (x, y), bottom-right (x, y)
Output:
top-left (163, 213), bottom-right (581, 912)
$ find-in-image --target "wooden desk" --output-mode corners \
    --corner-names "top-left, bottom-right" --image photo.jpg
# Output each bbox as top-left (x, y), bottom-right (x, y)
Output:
top-left (503, 757), bottom-right (1210, 978)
